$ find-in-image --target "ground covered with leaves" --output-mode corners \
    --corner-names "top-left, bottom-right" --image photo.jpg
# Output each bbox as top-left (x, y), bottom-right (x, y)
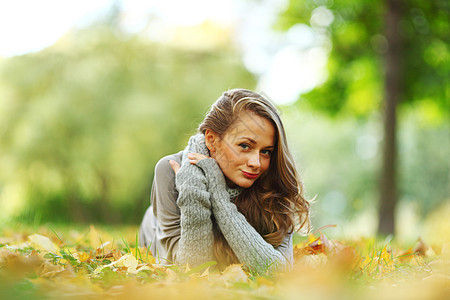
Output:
top-left (0, 224), bottom-right (449, 300)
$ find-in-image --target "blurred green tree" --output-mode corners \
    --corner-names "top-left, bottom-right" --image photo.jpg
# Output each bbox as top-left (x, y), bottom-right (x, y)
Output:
top-left (278, 0), bottom-right (449, 235)
top-left (0, 22), bottom-right (255, 224)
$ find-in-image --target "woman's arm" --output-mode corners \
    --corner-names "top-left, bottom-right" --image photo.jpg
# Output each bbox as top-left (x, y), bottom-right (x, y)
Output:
top-left (139, 154), bottom-right (182, 262)
top-left (140, 152), bottom-right (214, 266)
top-left (174, 155), bottom-right (215, 267)
top-left (196, 158), bottom-right (293, 274)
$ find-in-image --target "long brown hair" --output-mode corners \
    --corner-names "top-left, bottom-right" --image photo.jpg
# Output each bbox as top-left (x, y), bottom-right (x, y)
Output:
top-left (198, 89), bottom-right (310, 266)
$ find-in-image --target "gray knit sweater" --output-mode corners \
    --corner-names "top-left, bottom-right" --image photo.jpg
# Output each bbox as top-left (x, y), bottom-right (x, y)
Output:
top-left (175, 133), bottom-right (293, 273)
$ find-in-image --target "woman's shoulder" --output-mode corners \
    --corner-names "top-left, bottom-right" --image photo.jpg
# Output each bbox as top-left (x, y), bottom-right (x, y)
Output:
top-left (154, 151), bottom-right (183, 175)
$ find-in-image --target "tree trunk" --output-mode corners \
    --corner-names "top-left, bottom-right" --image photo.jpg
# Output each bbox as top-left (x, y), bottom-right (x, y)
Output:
top-left (378, 0), bottom-right (403, 236)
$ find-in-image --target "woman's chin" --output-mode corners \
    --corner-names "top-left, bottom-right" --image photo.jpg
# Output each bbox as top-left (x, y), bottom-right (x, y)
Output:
top-left (232, 178), bottom-right (256, 189)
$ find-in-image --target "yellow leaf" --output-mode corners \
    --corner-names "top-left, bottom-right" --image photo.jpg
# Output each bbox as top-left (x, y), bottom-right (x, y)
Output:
top-left (184, 263), bottom-right (191, 273)
top-left (93, 264), bottom-right (108, 275)
top-left (307, 234), bottom-right (318, 244)
top-left (28, 234), bottom-right (59, 253)
top-left (93, 254), bottom-right (139, 275)
top-left (115, 254), bottom-right (139, 274)
top-left (39, 260), bottom-right (68, 278)
top-left (199, 266), bottom-right (210, 277)
top-left (137, 265), bottom-right (152, 272)
top-left (221, 264), bottom-right (248, 283)
top-left (89, 225), bottom-right (113, 251)
top-left (165, 268), bottom-right (178, 281)
top-left (72, 252), bottom-right (90, 263)
top-left (298, 253), bottom-right (328, 267)
top-left (257, 276), bottom-right (274, 287)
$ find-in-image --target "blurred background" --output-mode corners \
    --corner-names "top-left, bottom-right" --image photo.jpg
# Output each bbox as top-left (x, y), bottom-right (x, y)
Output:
top-left (0, 0), bottom-right (448, 242)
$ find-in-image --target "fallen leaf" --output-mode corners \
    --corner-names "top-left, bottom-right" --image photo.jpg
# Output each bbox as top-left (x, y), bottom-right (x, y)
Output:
top-left (73, 251), bottom-right (91, 263)
top-left (221, 264), bottom-right (248, 283)
top-left (115, 254), bottom-right (139, 274)
top-left (28, 234), bottom-right (59, 253)
top-left (413, 238), bottom-right (428, 256)
top-left (136, 265), bottom-right (152, 272)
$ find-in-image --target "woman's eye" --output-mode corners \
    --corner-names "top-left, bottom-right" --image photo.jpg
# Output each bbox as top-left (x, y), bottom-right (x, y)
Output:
top-left (261, 149), bottom-right (272, 156)
top-left (239, 143), bottom-right (250, 150)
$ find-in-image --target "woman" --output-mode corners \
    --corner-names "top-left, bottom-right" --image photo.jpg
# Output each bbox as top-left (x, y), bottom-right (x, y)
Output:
top-left (139, 89), bottom-right (310, 274)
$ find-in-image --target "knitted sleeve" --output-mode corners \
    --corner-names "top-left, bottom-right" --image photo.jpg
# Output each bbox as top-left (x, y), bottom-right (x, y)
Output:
top-left (196, 158), bottom-right (293, 274)
top-left (174, 148), bottom-right (214, 267)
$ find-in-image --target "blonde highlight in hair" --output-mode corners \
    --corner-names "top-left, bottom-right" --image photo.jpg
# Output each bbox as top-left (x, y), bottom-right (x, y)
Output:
top-left (199, 89), bottom-right (310, 267)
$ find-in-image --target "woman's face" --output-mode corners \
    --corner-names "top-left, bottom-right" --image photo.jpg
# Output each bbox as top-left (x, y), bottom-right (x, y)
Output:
top-left (208, 110), bottom-right (276, 188)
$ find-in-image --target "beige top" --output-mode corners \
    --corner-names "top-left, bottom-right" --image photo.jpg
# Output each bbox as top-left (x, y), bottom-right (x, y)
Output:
top-left (140, 151), bottom-right (183, 263)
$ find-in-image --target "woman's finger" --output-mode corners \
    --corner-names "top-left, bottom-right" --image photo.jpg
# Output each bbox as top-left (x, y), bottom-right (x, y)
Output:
top-left (187, 153), bottom-right (209, 164)
top-left (169, 160), bottom-right (181, 174)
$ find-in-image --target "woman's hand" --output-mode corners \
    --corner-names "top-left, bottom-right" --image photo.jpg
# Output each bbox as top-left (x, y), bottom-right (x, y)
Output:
top-left (187, 153), bottom-right (209, 165)
top-left (169, 160), bottom-right (181, 174)
top-left (169, 153), bottom-right (209, 174)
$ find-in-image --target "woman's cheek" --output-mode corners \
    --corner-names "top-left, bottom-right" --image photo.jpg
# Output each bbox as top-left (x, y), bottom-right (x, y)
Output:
top-left (261, 158), bottom-right (271, 172)
top-left (217, 156), bottom-right (233, 173)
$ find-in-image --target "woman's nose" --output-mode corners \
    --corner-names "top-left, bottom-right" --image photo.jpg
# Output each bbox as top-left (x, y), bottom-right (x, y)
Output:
top-left (247, 152), bottom-right (261, 169)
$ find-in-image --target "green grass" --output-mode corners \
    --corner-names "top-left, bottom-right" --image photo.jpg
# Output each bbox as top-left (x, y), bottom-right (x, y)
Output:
top-left (0, 223), bottom-right (448, 300)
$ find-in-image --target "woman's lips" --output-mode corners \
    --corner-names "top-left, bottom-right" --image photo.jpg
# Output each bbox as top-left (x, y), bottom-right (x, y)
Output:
top-left (241, 170), bottom-right (259, 179)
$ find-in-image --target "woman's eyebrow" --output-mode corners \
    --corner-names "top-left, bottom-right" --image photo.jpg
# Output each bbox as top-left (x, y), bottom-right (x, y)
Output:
top-left (239, 137), bottom-right (257, 144)
top-left (239, 137), bottom-right (274, 148)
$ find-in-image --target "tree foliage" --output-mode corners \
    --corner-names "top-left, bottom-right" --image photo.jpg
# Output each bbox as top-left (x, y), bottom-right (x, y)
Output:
top-left (279, 0), bottom-right (449, 117)
top-left (278, 0), bottom-right (449, 234)
top-left (0, 23), bottom-right (256, 224)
